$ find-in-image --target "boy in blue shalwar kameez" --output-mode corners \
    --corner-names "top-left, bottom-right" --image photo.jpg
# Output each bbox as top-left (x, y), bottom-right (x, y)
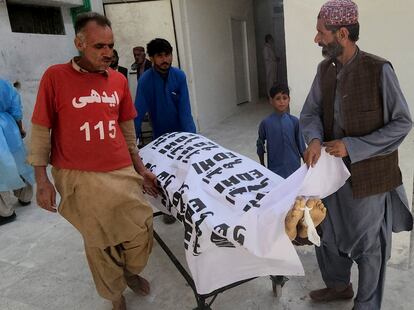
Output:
top-left (257, 84), bottom-right (305, 178)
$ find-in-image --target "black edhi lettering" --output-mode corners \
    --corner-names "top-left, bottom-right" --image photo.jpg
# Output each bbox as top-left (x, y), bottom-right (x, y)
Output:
top-left (192, 211), bottom-right (214, 256)
top-left (210, 223), bottom-right (235, 248)
top-left (233, 226), bottom-right (246, 246)
top-left (247, 178), bottom-right (269, 192)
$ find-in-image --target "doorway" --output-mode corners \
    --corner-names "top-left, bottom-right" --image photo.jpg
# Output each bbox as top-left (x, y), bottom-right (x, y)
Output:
top-left (231, 18), bottom-right (251, 105)
top-left (253, 0), bottom-right (288, 98)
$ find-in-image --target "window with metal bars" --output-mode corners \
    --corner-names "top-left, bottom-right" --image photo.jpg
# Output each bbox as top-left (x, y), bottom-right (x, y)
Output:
top-left (7, 2), bottom-right (65, 35)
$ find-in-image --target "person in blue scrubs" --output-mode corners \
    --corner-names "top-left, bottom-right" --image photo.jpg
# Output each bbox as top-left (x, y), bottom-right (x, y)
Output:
top-left (257, 84), bottom-right (305, 178)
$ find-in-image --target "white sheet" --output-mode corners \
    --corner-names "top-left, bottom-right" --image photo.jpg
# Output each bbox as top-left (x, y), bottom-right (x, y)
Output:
top-left (140, 132), bottom-right (350, 294)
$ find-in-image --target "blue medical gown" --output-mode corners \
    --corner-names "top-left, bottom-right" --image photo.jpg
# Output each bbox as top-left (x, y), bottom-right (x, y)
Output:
top-left (0, 79), bottom-right (34, 191)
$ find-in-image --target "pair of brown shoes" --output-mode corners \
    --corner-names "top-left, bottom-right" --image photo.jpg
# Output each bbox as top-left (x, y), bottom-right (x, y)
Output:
top-left (310, 283), bottom-right (354, 302)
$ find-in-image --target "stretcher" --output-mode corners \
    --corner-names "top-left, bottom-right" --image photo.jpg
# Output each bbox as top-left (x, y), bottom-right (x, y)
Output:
top-left (141, 133), bottom-right (349, 307)
top-left (152, 211), bottom-right (289, 309)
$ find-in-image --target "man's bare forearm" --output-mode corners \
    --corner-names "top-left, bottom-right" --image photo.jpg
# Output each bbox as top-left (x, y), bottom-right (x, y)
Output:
top-left (119, 120), bottom-right (149, 175)
top-left (34, 166), bottom-right (49, 183)
top-left (131, 152), bottom-right (148, 176)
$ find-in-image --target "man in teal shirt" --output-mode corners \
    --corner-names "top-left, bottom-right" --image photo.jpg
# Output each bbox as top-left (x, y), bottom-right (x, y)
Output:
top-left (134, 38), bottom-right (196, 140)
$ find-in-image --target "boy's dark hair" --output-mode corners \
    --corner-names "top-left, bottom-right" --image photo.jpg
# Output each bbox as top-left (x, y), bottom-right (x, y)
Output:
top-left (147, 38), bottom-right (173, 57)
top-left (74, 12), bottom-right (111, 35)
top-left (269, 84), bottom-right (290, 98)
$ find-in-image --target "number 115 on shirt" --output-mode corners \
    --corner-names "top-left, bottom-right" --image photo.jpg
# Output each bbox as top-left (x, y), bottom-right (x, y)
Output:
top-left (80, 120), bottom-right (116, 141)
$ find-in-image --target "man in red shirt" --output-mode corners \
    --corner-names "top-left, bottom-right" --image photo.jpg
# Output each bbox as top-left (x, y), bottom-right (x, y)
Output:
top-left (29, 12), bottom-right (157, 310)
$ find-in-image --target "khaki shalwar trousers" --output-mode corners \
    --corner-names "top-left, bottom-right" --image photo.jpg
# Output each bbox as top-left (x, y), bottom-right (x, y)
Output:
top-left (52, 166), bottom-right (153, 301)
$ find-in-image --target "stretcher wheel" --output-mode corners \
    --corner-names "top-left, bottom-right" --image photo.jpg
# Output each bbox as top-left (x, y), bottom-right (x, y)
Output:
top-left (270, 275), bottom-right (289, 297)
top-left (272, 282), bottom-right (280, 297)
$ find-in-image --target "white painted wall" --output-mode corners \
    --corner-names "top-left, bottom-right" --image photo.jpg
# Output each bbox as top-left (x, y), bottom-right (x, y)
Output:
top-left (0, 0), bottom-right (104, 135)
top-left (104, 0), bottom-right (178, 102)
top-left (285, 0), bottom-right (414, 117)
top-left (285, 0), bottom-right (414, 263)
top-left (172, 0), bottom-right (259, 131)
top-left (90, 0), bottom-right (103, 14)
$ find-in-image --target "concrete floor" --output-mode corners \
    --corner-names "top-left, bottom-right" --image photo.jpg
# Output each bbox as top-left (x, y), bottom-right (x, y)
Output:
top-left (1, 100), bottom-right (413, 310)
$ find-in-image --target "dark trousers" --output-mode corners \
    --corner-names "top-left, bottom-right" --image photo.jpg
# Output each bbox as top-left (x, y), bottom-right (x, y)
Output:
top-left (315, 232), bottom-right (387, 310)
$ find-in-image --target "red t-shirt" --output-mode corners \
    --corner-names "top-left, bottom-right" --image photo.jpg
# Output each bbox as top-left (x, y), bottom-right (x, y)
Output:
top-left (32, 63), bottom-right (137, 172)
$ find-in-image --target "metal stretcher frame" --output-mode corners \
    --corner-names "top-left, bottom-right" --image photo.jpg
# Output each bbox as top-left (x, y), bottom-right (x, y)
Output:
top-left (152, 211), bottom-right (289, 309)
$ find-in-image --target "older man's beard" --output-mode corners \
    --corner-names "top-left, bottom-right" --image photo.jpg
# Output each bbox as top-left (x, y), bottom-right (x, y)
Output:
top-left (320, 39), bottom-right (344, 59)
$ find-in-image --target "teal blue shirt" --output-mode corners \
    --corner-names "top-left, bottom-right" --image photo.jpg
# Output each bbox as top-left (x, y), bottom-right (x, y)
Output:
top-left (134, 67), bottom-right (196, 139)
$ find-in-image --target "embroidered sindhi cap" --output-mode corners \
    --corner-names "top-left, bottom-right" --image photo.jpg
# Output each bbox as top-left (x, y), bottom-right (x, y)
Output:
top-left (319, 0), bottom-right (358, 26)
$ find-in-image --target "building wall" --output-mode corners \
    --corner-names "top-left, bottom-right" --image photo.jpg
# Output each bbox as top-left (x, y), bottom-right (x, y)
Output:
top-left (285, 0), bottom-right (414, 117)
top-left (172, 0), bottom-right (259, 131)
top-left (104, 0), bottom-right (178, 103)
top-left (0, 0), bottom-right (103, 134)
